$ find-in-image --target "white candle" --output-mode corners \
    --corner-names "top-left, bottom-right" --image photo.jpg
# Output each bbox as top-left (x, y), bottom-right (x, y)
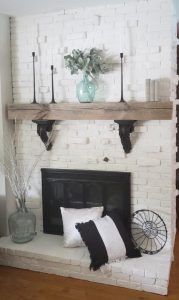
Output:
top-left (150, 80), bottom-right (155, 101)
top-left (154, 80), bottom-right (159, 101)
top-left (145, 79), bottom-right (151, 101)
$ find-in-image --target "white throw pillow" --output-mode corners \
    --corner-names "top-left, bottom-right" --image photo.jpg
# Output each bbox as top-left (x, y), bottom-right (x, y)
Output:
top-left (75, 209), bottom-right (141, 270)
top-left (60, 207), bottom-right (103, 247)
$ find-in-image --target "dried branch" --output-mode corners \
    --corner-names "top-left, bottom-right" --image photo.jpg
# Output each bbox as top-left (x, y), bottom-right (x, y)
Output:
top-left (0, 120), bottom-right (55, 207)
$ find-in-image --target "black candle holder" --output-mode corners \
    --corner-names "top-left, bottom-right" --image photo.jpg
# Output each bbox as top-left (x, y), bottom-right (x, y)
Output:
top-left (31, 52), bottom-right (37, 104)
top-left (120, 53), bottom-right (125, 103)
top-left (50, 65), bottom-right (56, 104)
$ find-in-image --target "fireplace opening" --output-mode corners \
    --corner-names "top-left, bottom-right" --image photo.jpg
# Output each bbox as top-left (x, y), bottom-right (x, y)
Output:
top-left (41, 169), bottom-right (131, 235)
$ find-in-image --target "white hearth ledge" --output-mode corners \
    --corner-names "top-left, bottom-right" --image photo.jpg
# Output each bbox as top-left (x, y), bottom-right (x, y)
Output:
top-left (0, 233), bottom-right (172, 295)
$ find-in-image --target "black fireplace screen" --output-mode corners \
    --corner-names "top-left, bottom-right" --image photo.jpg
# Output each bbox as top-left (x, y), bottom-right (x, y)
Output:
top-left (41, 168), bottom-right (131, 235)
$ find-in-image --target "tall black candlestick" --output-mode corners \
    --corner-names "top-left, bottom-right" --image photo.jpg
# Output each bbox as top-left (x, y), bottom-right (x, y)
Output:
top-left (120, 53), bottom-right (125, 103)
top-left (50, 65), bottom-right (56, 104)
top-left (32, 52), bottom-right (37, 104)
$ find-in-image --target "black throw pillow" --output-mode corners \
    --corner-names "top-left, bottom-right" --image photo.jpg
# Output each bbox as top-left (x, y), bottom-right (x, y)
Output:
top-left (76, 209), bottom-right (141, 271)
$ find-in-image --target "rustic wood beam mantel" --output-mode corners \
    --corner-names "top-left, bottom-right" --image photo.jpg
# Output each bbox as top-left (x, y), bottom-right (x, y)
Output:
top-left (8, 101), bottom-right (173, 121)
top-left (7, 101), bottom-right (173, 153)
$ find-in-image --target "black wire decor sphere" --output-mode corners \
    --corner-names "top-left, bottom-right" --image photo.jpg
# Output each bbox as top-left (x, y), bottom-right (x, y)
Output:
top-left (131, 210), bottom-right (167, 255)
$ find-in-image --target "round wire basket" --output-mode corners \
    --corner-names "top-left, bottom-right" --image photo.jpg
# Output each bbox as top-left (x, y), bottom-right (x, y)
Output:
top-left (131, 209), bottom-right (167, 255)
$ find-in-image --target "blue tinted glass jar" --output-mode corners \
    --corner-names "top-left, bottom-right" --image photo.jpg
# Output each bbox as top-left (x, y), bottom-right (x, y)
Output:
top-left (8, 202), bottom-right (36, 244)
top-left (76, 73), bottom-right (96, 103)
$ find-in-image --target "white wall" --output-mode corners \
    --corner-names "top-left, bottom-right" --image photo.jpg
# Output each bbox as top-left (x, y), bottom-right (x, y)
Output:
top-left (0, 14), bottom-right (13, 236)
top-left (10, 0), bottom-right (176, 247)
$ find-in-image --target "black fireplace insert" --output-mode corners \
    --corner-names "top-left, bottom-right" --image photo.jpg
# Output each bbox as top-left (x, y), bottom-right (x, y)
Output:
top-left (41, 169), bottom-right (131, 235)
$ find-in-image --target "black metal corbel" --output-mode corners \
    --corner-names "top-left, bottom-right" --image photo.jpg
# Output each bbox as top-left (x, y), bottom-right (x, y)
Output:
top-left (32, 120), bottom-right (55, 151)
top-left (114, 120), bottom-right (136, 154)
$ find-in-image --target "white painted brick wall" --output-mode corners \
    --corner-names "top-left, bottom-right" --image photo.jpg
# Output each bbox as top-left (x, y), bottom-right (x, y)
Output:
top-left (10, 0), bottom-right (175, 250)
top-left (11, 0), bottom-right (173, 103)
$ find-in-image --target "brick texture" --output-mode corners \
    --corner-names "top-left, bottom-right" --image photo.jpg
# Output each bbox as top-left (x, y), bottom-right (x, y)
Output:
top-left (9, 1), bottom-right (176, 293)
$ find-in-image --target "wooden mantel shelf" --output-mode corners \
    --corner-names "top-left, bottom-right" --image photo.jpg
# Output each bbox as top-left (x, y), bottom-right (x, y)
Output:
top-left (8, 101), bottom-right (173, 121)
top-left (7, 101), bottom-right (173, 154)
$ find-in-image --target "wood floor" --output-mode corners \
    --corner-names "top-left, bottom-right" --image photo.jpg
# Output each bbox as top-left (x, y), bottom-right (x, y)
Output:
top-left (0, 232), bottom-right (179, 300)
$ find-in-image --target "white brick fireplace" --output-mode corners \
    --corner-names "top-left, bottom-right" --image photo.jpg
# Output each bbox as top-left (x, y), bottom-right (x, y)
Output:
top-left (10, 0), bottom-right (176, 242)
top-left (0, 0), bottom-right (178, 296)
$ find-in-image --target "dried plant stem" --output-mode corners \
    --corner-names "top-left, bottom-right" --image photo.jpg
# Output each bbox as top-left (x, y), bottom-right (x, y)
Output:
top-left (0, 120), bottom-right (55, 207)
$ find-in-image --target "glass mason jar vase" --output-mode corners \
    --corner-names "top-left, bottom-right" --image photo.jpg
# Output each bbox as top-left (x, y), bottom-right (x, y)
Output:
top-left (76, 73), bottom-right (96, 103)
top-left (8, 202), bottom-right (36, 244)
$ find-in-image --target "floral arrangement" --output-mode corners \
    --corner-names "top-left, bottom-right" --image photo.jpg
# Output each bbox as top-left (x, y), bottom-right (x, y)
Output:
top-left (64, 48), bottom-right (110, 78)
